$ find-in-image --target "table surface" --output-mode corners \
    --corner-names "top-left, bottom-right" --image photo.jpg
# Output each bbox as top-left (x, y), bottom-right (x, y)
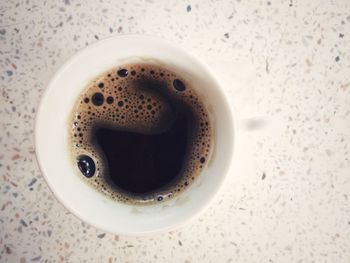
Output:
top-left (1, 0), bottom-right (350, 262)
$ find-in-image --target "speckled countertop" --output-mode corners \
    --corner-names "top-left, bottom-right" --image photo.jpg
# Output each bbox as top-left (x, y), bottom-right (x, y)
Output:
top-left (1, 0), bottom-right (350, 262)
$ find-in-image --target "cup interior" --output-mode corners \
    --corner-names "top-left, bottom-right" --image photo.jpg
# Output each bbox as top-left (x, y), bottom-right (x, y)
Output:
top-left (35, 35), bottom-right (235, 235)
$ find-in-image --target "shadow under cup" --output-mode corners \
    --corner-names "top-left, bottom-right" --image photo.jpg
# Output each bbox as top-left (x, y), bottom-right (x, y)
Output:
top-left (35, 35), bottom-right (235, 235)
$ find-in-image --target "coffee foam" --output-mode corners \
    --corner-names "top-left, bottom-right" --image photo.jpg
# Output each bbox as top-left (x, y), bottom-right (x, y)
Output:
top-left (69, 63), bottom-right (212, 204)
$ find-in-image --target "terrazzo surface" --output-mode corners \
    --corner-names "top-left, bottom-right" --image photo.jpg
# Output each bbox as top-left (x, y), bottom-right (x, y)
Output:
top-left (1, 0), bottom-right (350, 262)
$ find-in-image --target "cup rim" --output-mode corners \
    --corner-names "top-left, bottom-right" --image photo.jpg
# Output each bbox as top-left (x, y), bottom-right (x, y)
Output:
top-left (35, 34), bottom-right (236, 235)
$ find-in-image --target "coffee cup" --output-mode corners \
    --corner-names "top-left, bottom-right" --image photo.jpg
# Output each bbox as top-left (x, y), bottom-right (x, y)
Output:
top-left (35, 35), bottom-right (235, 235)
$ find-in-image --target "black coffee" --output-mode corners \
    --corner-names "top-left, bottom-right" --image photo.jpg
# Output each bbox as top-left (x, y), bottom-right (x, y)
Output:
top-left (69, 63), bottom-right (212, 204)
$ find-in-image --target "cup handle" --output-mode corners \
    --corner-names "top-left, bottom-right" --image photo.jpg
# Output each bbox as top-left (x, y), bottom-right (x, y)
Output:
top-left (207, 59), bottom-right (269, 132)
top-left (238, 116), bottom-right (269, 132)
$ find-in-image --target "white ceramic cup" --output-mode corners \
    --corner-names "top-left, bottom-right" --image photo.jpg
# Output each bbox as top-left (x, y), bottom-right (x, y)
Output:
top-left (35, 35), bottom-right (235, 235)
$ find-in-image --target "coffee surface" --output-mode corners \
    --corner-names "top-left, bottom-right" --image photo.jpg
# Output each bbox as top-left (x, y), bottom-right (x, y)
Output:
top-left (69, 63), bottom-right (212, 204)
